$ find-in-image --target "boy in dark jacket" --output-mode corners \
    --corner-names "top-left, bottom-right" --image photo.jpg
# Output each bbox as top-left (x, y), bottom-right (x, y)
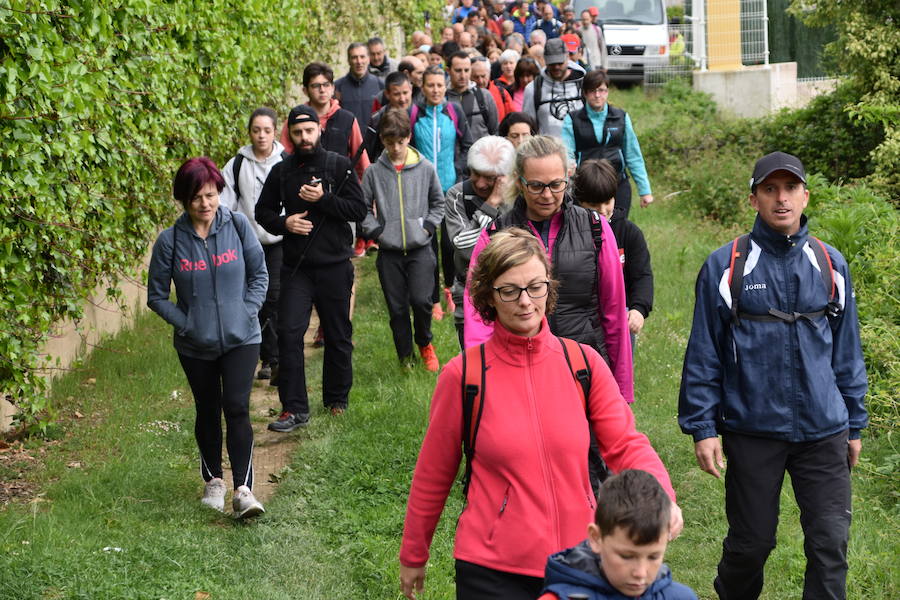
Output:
top-left (573, 159), bottom-right (653, 345)
top-left (361, 108), bottom-right (445, 371)
top-left (539, 470), bottom-right (696, 600)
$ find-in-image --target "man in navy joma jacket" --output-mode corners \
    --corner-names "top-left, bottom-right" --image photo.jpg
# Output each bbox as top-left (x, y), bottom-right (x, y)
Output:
top-left (678, 152), bottom-right (867, 600)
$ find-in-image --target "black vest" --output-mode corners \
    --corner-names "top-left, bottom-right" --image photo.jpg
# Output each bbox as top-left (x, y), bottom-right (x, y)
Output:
top-left (320, 109), bottom-right (356, 156)
top-left (572, 104), bottom-right (626, 174)
top-left (491, 199), bottom-right (607, 359)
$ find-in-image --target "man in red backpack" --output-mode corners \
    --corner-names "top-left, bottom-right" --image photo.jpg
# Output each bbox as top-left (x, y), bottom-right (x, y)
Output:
top-left (679, 152), bottom-right (868, 600)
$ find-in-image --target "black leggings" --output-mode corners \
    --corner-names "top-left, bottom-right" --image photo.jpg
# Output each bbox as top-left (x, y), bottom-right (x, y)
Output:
top-left (455, 560), bottom-right (544, 600)
top-left (178, 344), bottom-right (259, 490)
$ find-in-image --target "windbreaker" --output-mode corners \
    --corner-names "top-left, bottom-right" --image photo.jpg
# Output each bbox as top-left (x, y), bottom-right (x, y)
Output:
top-left (219, 141), bottom-right (286, 246)
top-left (360, 147), bottom-right (445, 251)
top-left (147, 206), bottom-right (267, 360)
top-left (539, 540), bottom-right (697, 600)
top-left (411, 100), bottom-right (473, 193)
top-left (399, 318), bottom-right (674, 578)
top-left (463, 199), bottom-right (634, 403)
top-left (678, 215), bottom-right (868, 443)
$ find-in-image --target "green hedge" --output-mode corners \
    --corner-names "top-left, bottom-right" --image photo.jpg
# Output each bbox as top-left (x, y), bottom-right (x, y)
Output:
top-left (0, 0), bottom-right (437, 431)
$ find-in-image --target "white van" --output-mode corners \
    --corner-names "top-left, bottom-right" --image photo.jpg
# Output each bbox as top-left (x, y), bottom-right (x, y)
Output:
top-left (572, 0), bottom-right (670, 82)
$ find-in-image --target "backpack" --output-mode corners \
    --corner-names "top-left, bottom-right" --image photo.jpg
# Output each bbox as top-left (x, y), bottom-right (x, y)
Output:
top-left (460, 336), bottom-right (593, 499)
top-left (409, 101), bottom-right (463, 140)
top-left (727, 233), bottom-right (840, 326)
top-left (469, 87), bottom-right (498, 136)
top-left (533, 74), bottom-right (583, 124)
top-left (231, 150), bottom-right (290, 204)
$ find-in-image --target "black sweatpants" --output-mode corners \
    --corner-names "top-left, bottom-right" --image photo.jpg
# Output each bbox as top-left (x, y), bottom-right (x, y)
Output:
top-left (178, 344), bottom-right (259, 490)
top-left (455, 560), bottom-right (543, 600)
top-left (375, 246), bottom-right (435, 359)
top-left (616, 174), bottom-right (632, 219)
top-left (277, 261), bottom-right (354, 415)
top-left (259, 242), bottom-right (282, 366)
top-left (715, 430), bottom-right (852, 600)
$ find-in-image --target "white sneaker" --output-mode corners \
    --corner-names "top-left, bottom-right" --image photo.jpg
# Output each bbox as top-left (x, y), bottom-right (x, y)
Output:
top-left (201, 478), bottom-right (226, 512)
top-left (232, 485), bottom-right (265, 519)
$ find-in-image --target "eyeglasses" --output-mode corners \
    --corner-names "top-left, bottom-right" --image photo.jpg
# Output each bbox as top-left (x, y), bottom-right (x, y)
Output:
top-left (520, 177), bottom-right (568, 194)
top-left (585, 87), bottom-right (609, 96)
top-left (493, 281), bottom-right (551, 302)
top-left (308, 82), bottom-right (333, 90)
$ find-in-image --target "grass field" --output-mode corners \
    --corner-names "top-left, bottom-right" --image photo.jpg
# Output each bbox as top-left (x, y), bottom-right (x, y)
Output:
top-left (0, 89), bottom-right (897, 599)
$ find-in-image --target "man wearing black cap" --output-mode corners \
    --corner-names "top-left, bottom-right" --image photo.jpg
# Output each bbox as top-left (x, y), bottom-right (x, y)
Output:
top-left (522, 36), bottom-right (585, 137)
top-left (678, 152), bottom-right (868, 600)
top-left (256, 105), bottom-right (366, 430)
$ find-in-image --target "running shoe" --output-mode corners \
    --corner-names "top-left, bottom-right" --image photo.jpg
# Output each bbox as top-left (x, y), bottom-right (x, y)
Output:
top-left (443, 287), bottom-right (456, 314)
top-left (365, 239), bottom-right (379, 254)
top-left (201, 477), bottom-right (226, 512)
top-left (312, 326), bottom-right (325, 348)
top-left (232, 485), bottom-right (265, 519)
top-left (432, 302), bottom-right (444, 321)
top-left (257, 363), bottom-right (271, 380)
top-left (267, 411), bottom-right (309, 432)
top-left (419, 344), bottom-right (440, 372)
top-left (352, 238), bottom-right (366, 258)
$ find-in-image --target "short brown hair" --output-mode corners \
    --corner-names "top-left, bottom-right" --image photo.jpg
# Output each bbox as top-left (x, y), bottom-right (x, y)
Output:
top-left (468, 228), bottom-right (558, 323)
top-left (572, 159), bottom-right (618, 207)
top-left (582, 69), bottom-right (610, 95)
top-left (378, 107), bottom-right (412, 140)
top-left (595, 470), bottom-right (671, 544)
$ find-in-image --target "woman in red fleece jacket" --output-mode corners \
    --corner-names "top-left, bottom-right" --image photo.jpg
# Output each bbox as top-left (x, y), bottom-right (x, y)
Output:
top-left (399, 229), bottom-right (682, 600)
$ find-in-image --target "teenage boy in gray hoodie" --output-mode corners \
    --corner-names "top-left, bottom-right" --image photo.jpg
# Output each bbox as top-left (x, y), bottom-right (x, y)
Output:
top-left (361, 108), bottom-right (445, 371)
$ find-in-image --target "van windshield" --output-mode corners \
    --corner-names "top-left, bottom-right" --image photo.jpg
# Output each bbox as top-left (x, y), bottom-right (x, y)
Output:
top-left (574, 0), bottom-right (666, 26)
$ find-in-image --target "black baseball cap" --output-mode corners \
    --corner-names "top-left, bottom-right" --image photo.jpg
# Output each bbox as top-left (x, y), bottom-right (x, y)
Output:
top-left (287, 104), bottom-right (318, 126)
top-left (750, 151), bottom-right (806, 191)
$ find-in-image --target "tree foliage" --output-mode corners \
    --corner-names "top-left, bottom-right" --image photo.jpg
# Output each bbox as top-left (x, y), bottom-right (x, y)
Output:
top-left (791, 0), bottom-right (900, 200)
top-left (0, 0), bottom-right (438, 430)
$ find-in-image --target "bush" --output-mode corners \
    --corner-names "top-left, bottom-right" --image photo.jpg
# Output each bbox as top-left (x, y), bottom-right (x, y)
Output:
top-left (0, 0), bottom-right (438, 431)
top-left (759, 83), bottom-right (885, 184)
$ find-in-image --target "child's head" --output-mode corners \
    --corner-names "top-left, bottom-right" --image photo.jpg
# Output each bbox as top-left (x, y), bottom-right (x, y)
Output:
top-left (572, 158), bottom-right (618, 218)
top-left (588, 470), bottom-right (671, 597)
top-left (379, 108), bottom-right (412, 163)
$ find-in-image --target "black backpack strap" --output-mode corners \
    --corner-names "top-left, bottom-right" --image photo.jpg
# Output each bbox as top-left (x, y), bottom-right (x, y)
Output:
top-left (474, 88), bottom-right (497, 135)
top-left (231, 154), bottom-right (245, 203)
top-left (557, 337), bottom-right (592, 418)
top-left (728, 234), bottom-right (750, 326)
top-left (461, 343), bottom-right (486, 500)
top-left (533, 75), bottom-right (543, 114)
top-left (588, 210), bottom-right (604, 260)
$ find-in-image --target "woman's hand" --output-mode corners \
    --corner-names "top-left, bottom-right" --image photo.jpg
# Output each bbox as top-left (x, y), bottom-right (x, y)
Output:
top-left (400, 564), bottom-right (426, 599)
top-left (668, 502), bottom-right (684, 541)
top-left (627, 309), bottom-right (645, 335)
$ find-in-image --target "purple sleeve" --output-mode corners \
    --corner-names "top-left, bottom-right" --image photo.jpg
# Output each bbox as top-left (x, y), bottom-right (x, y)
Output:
top-left (463, 230), bottom-right (495, 348)
top-left (597, 216), bottom-right (634, 403)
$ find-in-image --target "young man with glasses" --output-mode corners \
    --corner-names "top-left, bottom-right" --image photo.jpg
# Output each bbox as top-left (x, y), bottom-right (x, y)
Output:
top-left (561, 69), bottom-right (653, 218)
top-left (463, 135), bottom-right (633, 405)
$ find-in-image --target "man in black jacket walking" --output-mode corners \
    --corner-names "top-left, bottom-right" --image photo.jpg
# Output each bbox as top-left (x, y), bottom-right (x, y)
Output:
top-left (256, 105), bottom-right (366, 430)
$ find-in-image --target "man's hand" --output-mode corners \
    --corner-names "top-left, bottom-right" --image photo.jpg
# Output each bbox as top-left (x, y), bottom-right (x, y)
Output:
top-left (848, 438), bottom-right (862, 468)
top-left (285, 211), bottom-right (313, 235)
top-left (668, 502), bottom-right (684, 540)
top-left (640, 193), bottom-right (654, 208)
top-left (627, 309), bottom-right (645, 335)
top-left (299, 180), bottom-right (324, 203)
top-left (485, 175), bottom-right (508, 208)
top-left (400, 565), bottom-right (426, 600)
top-left (694, 436), bottom-right (725, 478)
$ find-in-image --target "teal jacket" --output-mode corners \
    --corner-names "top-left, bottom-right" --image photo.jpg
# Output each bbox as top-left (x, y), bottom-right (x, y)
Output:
top-left (561, 104), bottom-right (652, 196)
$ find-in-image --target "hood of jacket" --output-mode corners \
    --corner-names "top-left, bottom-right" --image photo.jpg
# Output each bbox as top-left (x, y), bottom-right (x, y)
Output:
top-left (230, 141), bottom-right (286, 245)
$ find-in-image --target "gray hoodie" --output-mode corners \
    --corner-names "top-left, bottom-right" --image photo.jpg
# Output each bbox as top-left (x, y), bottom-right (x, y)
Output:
top-left (219, 142), bottom-right (286, 246)
top-left (360, 147), bottom-right (444, 251)
top-left (147, 206), bottom-right (268, 360)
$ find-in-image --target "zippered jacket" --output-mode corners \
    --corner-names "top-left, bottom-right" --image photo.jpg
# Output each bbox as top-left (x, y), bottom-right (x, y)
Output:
top-left (678, 215), bottom-right (868, 443)
top-left (463, 199), bottom-right (634, 403)
top-left (399, 318), bottom-right (674, 577)
top-left (360, 147), bottom-right (445, 251)
top-left (219, 142), bottom-right (286, 246)
top-left (255, 145), bottom-right (367, 267)
top-left (411, 100), bottom-right (473, 193)
top-left (608, 207), bottom-right (653, 318)
top-left (539, 540), bottom-right (697, 599)
top-left (147, 206), bottom-right (267, 360)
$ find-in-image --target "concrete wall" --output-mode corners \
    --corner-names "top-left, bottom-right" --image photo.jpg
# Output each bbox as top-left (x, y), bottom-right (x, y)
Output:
top-left (693, 62), bottom-right (799, 118)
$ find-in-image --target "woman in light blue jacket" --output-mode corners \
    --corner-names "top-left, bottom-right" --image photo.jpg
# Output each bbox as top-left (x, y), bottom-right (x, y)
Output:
top-left (147, 157), bottom-right (268, 518)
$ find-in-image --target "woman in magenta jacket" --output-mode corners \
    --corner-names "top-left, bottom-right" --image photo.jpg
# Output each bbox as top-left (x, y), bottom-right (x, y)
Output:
top-left (399, 229), bottom-right (682, 600)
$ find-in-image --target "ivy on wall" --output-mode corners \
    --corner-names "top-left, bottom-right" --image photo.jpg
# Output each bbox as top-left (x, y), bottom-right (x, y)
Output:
top-left (0, 0), bottom-right (440, 429)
